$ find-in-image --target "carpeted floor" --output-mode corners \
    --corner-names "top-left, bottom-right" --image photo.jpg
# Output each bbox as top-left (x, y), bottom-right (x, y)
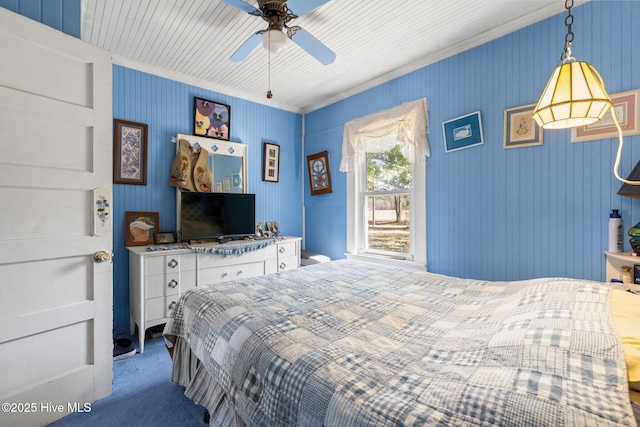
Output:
top-left (48, 336), bottom-right (206, 427)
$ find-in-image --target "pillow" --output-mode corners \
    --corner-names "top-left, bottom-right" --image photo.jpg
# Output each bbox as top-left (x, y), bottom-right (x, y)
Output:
top-left (611, 288), bottom-right (640, 391)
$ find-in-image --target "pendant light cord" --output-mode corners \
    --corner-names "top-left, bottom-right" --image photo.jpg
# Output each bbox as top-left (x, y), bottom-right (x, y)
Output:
top-left (612, 109), bottom-right (640, 184)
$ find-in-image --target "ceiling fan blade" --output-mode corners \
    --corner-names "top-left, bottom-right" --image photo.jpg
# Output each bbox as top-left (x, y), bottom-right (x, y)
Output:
top-left (290, 27), bottom-right (335, 65)
top-left (230, 31), bottom-right (264, 62)
top-left (219, 0), bottom-right (260, 15)
top-left (286, 0), bottom-right (331, 17)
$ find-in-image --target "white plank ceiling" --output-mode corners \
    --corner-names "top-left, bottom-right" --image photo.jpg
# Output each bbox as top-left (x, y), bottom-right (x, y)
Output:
top-left (81, 0), bottom-right (588, 113)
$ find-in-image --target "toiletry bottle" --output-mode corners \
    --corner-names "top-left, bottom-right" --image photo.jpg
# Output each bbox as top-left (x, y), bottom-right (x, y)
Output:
top-left (608, 209), bottom-right (622, 253)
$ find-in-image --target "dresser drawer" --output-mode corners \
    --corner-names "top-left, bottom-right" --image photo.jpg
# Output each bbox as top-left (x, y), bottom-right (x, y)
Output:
top-left (145, 270), bottom-right (196, 298)
top-left (277, 255), bottom-right (299, 272)
top-left (197, 246), bottom-right (276, 268)
top-left (145, 253), bottom-right (196, 275)
top-left (145, 296), bottom-right (180, 321)
top-left (199, 261), bottom-right (265, 284)
top-left (277, 241), bottom-right (298, 259)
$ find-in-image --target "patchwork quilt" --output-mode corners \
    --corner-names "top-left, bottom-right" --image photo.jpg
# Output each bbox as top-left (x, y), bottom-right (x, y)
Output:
top-left (164, 260), bottom-right (635, 426)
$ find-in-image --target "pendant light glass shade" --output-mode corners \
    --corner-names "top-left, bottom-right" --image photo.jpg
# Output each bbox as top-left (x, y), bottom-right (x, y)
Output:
top-left (533, 61), bottom-right (613, 129)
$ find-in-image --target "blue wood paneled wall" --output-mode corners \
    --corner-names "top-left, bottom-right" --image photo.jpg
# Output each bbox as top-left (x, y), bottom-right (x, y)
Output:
top-left (304, 1), bottom-right (640, 282)
top-left (112, 66), bottom-right (303, 334)
top-left (7, 0), bottom-right (640, 333)
top-left (0, 0), bottom-right (80, 37)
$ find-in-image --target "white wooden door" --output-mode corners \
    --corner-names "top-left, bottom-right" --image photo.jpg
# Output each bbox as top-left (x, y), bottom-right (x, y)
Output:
top-left (0, 8), bottom-right (113, 427)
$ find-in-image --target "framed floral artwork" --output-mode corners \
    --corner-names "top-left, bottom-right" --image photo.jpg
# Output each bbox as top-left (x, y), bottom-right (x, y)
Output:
top-left (113, 119), bottom-right (148, 185)
top-left (307, 151), bottom-right (332, 196)
top-left (194, 97), bottom-right (230, 141)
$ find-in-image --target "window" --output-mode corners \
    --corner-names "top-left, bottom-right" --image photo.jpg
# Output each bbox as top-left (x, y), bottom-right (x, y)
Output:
top-left (347, 146), bottom-right (426, 268)
top-left (342, 99), bottom-right (429, 270)
top-left (365, 146), bottom-right (411, 255)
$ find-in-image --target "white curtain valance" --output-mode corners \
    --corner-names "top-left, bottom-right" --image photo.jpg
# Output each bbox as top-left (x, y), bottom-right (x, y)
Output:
top-left (339, 98), bottom-right (430, 172)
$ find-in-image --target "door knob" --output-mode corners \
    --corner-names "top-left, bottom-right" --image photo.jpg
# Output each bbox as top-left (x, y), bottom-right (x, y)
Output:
top-left (94, 251), bottom-right (112, 263)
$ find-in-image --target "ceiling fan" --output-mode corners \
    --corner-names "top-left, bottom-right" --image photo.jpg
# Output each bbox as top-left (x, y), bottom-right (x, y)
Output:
top-left (221, 0), bottom-right (336, 65)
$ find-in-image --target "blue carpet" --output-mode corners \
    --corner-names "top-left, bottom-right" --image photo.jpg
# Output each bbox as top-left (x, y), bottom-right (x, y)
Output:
top-left (48, 336), bottom-right (206, 427)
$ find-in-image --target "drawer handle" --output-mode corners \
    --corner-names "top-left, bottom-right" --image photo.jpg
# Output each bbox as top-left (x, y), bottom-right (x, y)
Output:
top-left (168, 279), bottom-right (178, 289)
top-left (168, 259), bottom-right (178, 269)
top-left (222, 272), bottom-right (229, 277)
top-left (280, 262), bottom-right (286, 270)
top-left (237, 270), bottom-right (243, 275)
top-left (279, 247), bottom-right (285, 254)
top-left (168, 301), bottom-right (177, 310)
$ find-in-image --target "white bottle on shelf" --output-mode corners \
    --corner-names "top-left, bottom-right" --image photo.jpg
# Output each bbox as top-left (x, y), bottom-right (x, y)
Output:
top-left (608, 209), bottom-right (622, 253)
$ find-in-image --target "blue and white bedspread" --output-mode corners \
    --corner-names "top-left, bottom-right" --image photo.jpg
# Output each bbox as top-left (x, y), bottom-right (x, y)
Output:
top-left (164, 260), bottom-right (635, 426)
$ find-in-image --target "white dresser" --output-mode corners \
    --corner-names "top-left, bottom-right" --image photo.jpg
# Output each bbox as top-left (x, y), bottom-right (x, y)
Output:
top-left (127, 237), bottom-right (301, 352)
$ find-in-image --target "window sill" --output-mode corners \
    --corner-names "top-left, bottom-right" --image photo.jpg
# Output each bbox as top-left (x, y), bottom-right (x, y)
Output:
top-left (345, 253), bottom-right (426, 271)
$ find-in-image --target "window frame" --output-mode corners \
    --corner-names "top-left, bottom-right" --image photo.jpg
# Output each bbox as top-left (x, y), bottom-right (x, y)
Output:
top-left (346, 155), bottom-right (426, 270)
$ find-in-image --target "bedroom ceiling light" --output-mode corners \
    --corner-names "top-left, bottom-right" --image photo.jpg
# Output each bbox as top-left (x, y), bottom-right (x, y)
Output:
top-left (262, 29), bottom-right (289, 54)
top-left (533, 0), bottom-right (639, 184)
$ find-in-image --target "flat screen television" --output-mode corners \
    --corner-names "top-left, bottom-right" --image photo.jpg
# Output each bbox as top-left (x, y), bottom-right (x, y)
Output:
top-left (179, 192), bottom-right (255, 242)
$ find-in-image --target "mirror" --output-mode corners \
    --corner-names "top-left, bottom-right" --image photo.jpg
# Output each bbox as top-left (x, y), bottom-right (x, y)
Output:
top-left (175, 134), bottom-right (247, 194)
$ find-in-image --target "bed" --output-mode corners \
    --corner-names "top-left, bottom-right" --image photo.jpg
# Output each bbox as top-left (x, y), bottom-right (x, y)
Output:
top-left (163, 259), bottom-right (640, 426)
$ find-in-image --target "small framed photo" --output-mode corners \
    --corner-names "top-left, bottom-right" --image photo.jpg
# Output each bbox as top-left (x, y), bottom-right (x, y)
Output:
top-left (223, 176), bottom-right (231, 192)
top-left (266, 221), bottom-right (280, 235)
top-left (125, 211), bottom-right (158, 246)
top-left (255, 222), bottom-right (265, 237)
top-left (154, 231), bottom-right (177, 245)
top-left (194, 97), bottom-right (230, 141)
top-left (263, 142), bottom-right (280, 182)
top-left (113, 119), bottom-right (148, 185)
top-left (504, 104), bottom-right (543, 149)
top-left (215, 182), bottom-right (222, 192)
top-left (307, 151), bottom-right (332, 196)
top-left (571, 88), bottom-right (640, 142)
top-left (443, 111), bottom-right (484, 153)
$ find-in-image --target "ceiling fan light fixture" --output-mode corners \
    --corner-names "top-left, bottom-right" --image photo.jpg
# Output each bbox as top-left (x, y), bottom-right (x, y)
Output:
top-left (262, 29), bottom-right (290, 54)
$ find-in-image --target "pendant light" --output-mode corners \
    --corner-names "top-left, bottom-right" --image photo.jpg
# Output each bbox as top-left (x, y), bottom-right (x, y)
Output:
top-left (533, 0), bottom-right (637, 184)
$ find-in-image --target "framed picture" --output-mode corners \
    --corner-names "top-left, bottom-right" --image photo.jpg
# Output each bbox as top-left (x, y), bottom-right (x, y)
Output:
top-left (571, 88), bottom-right (640, 142)
top-left (124, 211), bottom-right (158, 246)
top-left (215, 182), bottom-right (222, 192)
top-left (307, 151), bottom-right (332, 196)
top-left (266, 221), bottom-right (280, 235)
top-left (255, 222), bottom-right (265, 237)
top-left (443, 111), bottom-right (484, 153)
top-left (262, 142), bottom-right (280, 182)
top-left (194, 97), bottom-right (230, 141)
top-left (223, 176), bottom-right (231, 192)
top-left (154, 231), bottom-right (177, 245)
top-left (504, 104), bottom-right (543, 149)
top-left (113, 119), bottom-right (148, 185)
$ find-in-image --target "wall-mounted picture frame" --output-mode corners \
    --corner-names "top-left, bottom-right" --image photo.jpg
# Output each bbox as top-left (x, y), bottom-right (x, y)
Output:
top-left (504, 103), bottom-right (543, 149)
top-left (125, 211), bottom-right (158, 246)
top-left (113, 119), bottom-right (148, 185)
top-left (571, 88), bottom-right (640, 142)
top-left (194, 97), bottom-right (230, 141)
top-left (307, 151), bottom-right (332, 196)
top-left (262, 142), bottom-right (280, 182)
top-left (154, 231), bottom-right (177, 245)
top-left (443, 111), bottom-right (484, 153)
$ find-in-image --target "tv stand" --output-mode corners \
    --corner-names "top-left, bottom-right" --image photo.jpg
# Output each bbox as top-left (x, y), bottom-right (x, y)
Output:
top-left (127, 236), bottom-right (301, 353)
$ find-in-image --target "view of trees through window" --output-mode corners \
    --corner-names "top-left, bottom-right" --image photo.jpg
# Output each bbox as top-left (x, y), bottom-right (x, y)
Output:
top-left (365, 145), bottom-right (411, 254)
